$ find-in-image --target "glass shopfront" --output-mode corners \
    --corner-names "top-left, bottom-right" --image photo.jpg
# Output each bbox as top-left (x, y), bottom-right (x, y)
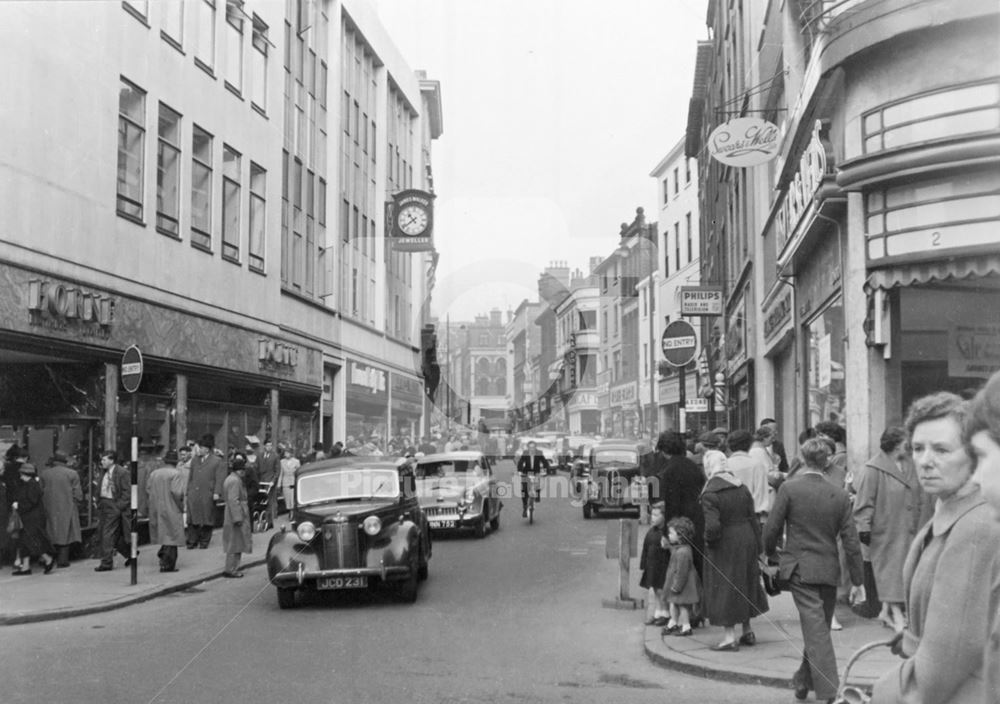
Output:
top-left (806, 297), bottom-right (846, 427)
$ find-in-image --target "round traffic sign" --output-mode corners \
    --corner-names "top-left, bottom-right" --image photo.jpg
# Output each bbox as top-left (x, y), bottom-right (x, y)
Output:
top-left (661, 320), bottom-right (697, 367)
top-left (121, 345), bottom-right (143, 393)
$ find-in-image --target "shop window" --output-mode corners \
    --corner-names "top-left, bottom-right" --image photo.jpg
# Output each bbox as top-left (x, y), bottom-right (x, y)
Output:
top-left (156, 103), bottom-right (182, 237)
top-left (250, 14), bottom-right (269, 112)
top-left (117, 77), bottom-right (145, 221)
top-left (248, 162), bottom-right (266, 272)
top-left (806, 299), bottom-right (846, 428)
top-left (191, 125), bottom-right (214, 250)
top-left (222, 144), bottom-right (242, 262)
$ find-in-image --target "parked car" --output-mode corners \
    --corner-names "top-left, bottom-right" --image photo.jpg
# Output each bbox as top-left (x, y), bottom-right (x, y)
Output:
top-left (266, 457), bottom-right (431, 608)
top-left (414, 451), bottom-right (501, 538)
top-left (512, 436), bottom-right (558, 473)
top-left (579, 439), bottom-right (652, 519)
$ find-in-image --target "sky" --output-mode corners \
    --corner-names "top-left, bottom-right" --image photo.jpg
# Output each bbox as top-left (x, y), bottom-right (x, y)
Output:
top-left (373, 0), bottom-right (710, 321)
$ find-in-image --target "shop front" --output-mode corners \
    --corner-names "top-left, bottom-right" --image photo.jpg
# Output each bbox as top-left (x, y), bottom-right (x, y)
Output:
top-left (344, 359), bottom-right (388, 447)
top-left (761, 286), bottom-right (796, 450)
top-left (609, 381), bottom-right (638, 439)
top-left (390, 372), bottom-right (424, 447)
top-left (566, 390), bottom-right (601, 435)
top-left (724, 288), bottom-right (754, 430)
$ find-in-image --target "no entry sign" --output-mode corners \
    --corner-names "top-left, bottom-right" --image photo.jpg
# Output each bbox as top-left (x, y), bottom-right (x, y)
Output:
top-left (121, 345), bottom-right (143, 393)
top-left (661, 320), bottom-right (697, 368)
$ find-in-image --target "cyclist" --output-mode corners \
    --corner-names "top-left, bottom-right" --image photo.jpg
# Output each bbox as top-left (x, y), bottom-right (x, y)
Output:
top-left (516, 441), bottom-right (549, 517)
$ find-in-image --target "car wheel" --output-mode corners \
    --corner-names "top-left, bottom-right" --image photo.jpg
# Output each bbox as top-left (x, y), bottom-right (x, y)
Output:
top-left (489, 509), bottom-right (500, 531)
top-left (398, 556), bottom-right (419, 603)
top-left (418, 550), bottom-right (429, 582)
top-left (474, 513), bottom-right (487, 539)
top-left (276, 587), bottom-right (296, 610)
top-left (582, 502), bottom-right (592, 519)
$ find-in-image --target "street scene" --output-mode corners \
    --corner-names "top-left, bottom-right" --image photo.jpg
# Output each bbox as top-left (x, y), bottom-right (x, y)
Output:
top-left (2, 1), bottom-right (1000, 704)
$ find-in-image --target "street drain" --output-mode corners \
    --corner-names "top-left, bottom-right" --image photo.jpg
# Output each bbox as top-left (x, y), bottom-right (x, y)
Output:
top-left (597, 673), bottom-right (661, 689)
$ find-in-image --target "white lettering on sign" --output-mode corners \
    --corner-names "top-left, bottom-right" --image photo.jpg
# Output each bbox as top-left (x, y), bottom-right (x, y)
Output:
top-left (680, 287), bottom-right (723, 316)
top-left (121, 363), bottom-right (142, 376)
top-left (775, 120), bottom-right (828, 255)
top-left (610, 382), bottom-right (638, 406)
top-left (662, 336), bottom-right (696, 349)
top-left (350, 362), bottom-right (386, 393)
top-left (685, 398), bottom-right (709, 413)
top-left (708, 117), bottom-right (781, 167)
top-left (258, 339), bottom-right (299, 369)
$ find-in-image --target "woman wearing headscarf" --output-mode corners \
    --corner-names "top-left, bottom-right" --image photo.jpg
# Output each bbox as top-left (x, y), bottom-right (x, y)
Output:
top-left (700, 447), bottom-right (768, 651)
top-left (965, 371), bottom-right (1000, 704)
top-left (10, 463), bottom-right (55, 575)
top-left (870, 392), bottom-right (1000, 704)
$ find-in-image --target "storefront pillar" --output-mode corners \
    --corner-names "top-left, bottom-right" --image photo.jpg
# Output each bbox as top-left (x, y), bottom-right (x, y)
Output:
top-left (843, 193), bottom-right (875, 470)
top-left (175, 373), bottom-right (188, 446)
top-left (104, 362), bottom-right (118, 451)
top-left (269, 388), bottom-right (279, 444)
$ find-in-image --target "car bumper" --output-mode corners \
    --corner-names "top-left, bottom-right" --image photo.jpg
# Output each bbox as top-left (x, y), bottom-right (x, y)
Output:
top-left (423, 507), bottom-right (483, 529)
top-left (270, 563), bottom-right (411, 588)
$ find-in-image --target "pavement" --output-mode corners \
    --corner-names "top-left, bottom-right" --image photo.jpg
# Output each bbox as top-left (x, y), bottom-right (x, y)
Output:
top-left (641, 591), bottom-right (900, 693)
top-left (0, 525), bottom-right (280, 626)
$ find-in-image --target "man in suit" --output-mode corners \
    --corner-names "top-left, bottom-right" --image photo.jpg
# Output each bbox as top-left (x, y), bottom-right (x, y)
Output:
top-left (516, 441), bottom-right (549, 517)
top-left (764, 438), bottom-right (864, 703)
top-left (94, 450), bottom-right (132, 571)
top-left (257, 439), bottom-right (280, 527)
top-left (186, 435), bottom-right (226, 549)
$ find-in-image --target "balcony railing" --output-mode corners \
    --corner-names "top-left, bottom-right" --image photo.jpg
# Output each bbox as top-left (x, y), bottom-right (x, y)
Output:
top-left (799, 0), bottom-right (868, 33)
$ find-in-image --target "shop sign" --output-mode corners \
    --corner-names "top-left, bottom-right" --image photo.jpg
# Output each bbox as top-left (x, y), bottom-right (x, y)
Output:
top-left (726, 295), bottom-right (747, 371)
top-left (567, 391), bottom-right (598, 410)
top-left (391, 373), bottom-right (423, 401)
top-left (708, 117), bottom-right (781, 167)
top-left (949, 323), bottom-right (1000, 379)
top-left (685, 398), bottom-right (709, 413)
top-left (27, 279), bottom-right (114, 338)
top-left (258, 339), bottom-right (299, 371)
top-left (763, 292), bottom-right (793, 342)
top-left (349, 361), bottom-right (387, 394)
top-left (610, 382), bottom-right (637, 407)
top-left (680, 287), bottom-right (723, 316)
top-left (775, 120), bottom-right (830, 255)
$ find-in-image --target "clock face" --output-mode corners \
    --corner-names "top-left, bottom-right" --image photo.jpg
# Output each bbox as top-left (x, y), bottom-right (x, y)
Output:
top-left (397, 204), bottom-right (429, 236)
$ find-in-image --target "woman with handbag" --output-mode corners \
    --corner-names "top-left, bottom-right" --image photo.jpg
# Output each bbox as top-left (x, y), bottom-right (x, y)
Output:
top-left (10, 463), bottom-right (55, 575)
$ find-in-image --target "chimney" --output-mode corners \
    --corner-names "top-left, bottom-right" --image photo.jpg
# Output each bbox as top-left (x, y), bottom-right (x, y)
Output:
top-left (490, 308), bottom-right (502, 327)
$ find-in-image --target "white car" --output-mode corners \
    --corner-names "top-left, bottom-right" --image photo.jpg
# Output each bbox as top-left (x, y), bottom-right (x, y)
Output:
top-left (414, 451), bottom-right (502, 538)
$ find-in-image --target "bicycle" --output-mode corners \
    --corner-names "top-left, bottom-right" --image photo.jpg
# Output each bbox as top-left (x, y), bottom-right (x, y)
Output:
top-left (519, 472), bottom-right (540, 524)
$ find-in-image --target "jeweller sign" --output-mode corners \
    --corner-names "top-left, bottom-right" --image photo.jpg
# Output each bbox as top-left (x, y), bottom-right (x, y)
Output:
top-left (708, 117), bottom-right (781, 167)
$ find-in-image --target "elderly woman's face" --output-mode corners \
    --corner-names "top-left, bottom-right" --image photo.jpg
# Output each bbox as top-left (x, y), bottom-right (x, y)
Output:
top-left (970, 430), bottom-right (1000, 519)
top-left (911, 417), bottom-right (973, 498)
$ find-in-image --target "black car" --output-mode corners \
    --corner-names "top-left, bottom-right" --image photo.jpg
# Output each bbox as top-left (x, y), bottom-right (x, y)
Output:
top-left (578, 439), bottom-right (652, 519)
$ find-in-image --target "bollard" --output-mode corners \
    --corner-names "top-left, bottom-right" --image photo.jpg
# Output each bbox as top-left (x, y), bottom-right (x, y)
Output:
top-left (601, 518), bottom-right (644, 610)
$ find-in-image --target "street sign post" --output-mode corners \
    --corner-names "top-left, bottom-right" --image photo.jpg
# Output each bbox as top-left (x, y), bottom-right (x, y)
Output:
top-left (121, 346), bottom-right (143, 586)
top-left (661, 321), bottom-right (698, 435)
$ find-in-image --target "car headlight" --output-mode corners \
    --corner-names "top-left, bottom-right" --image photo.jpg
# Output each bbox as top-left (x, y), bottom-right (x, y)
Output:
top-left (296, 521), bottom-right (316, 542)
top-left (363, 515), bottom-right (382, 536)
top-left (463, 488), bottom-right (476, 504)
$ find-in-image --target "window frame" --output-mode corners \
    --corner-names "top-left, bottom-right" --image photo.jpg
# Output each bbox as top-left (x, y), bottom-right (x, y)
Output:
top-left (155, 102), bottom-right (182, 238)
top-left (116, 77), bottom-right (146, 222)
top-left (190, 124), bottom-right (214, 251)
top-left (221, 144), bottom-right (242, 263)
top-left (248, 161), bottom-right (266, 273)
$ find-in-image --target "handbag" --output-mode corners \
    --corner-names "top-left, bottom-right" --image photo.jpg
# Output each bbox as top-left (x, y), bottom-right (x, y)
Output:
top-left (759, 557), bottom-right (784, 596)
top-left (6, 508), bottom-right (23, 538)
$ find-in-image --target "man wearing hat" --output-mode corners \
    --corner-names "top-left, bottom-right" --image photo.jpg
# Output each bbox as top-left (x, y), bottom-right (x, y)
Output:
top-left (146, 450), bottom-right (185, 572)
top-left (186, 434), bottom-right (226, 549)
top-left (39, 452), bottom-right (82, 568)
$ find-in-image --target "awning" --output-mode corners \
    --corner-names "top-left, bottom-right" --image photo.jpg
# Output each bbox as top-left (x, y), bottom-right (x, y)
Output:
top-left (864, 253), bottom-right (1000, 293)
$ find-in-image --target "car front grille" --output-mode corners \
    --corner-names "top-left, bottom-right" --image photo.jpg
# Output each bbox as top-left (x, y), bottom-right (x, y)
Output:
top-left (424, 506), bottom-right (459, 520)
top-left (322, 522), bottom-right (360, 568)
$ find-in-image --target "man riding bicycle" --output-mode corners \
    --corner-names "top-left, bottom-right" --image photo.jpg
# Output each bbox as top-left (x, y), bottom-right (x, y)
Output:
top-left (516, 441), bottom-right (550, 517)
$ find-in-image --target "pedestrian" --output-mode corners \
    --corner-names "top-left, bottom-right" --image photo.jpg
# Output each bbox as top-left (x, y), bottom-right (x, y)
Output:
top-left (814, 421), bottom-right (848, 490)
top-left (662, 515), bottom-right (700, 637)
top-left (243, 435), bottom-right (261, 500)
top-left (852, 426), bottom-right (932, 632)
top-left (10, 463), bottom-right (56, 575)
top-left (94, 450), bottom-right (132, 572)
top-left (146, 450), bottom-right (186, 572)
top-left (257, 438), bottom-right (280, 526)
top-left (725, 429), bottom-right (771, 520)
top-left (699, 431), bottom-right (727, 478)
top-left (786, 427), bottom-right (819, 479)
top-left (764, 436), bottom-right (864, 703)
top-left (869, 392), bottom-right (1000, 704)
top-left (700, 450), bottom-right (769, 651)
top-left (186, 434), bottom-right (225, 550)
top-left (38, 451), bottom-right (82, 568)
top-left (279, 447), bottom-right (300, 512)
top-left (516, 440), bottom-right (548, 516)
top-left (964, 370), bottom-right (1000, 704)
top-left (759, 418), bottom-right (789, 473)
top-left (639, 501), bottom-right (669, 627)
top-left (653, 431), bottom-right (705, 585)
top-left (222, 453), bottom-right (252, 578)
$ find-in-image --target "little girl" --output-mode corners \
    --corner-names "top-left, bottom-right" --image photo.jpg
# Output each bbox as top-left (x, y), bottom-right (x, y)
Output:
top-left (639, 502), bottom-right (670, 627)
top-left (661, 516), bottom-right (700, 636)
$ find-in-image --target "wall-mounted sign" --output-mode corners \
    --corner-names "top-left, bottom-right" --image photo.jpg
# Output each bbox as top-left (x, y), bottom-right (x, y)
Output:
top-left (661, 320), bottom-right (698, 367)
top-left (389, 189), bottom-right (436, 252)
top-left (775, 120), bottom-right (831, 255)
top-left (949, 323), bottom-right (1000, 379)
top-left (708, 117), bottom-right (781, 167)
top-left (27, 279), bottom-right (114, 338)
top-left (258, 339), bottom-right (299, 370)
top-left (685, 398), bottom-right (709, 413)
top-left (763, 291), bottom-right (793, 342)
top-left (567, 391), bottom-right (599, 410)
top-left (610, 382), bottom-right (638, 407)
top-left (680, 287), bottom-right (723, 316)
top-left (349, 360), bottom-right (387, 394)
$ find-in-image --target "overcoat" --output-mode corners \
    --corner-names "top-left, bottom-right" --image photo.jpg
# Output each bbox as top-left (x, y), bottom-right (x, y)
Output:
top-left (852, 451), bottom-right (931, 602)
top-left (663, 543), bottom-right (700, 605)
top-left (146, 465), bottom-right (186, 547)
top-left (221, 473), bottom-right (252, 555)
top-left (655, 453), bottom-right (706, 555)
top-left (38, 462), bottom-right (82, 545)
top-left (187, 452), bottom-right (226, 525)
top-left (871, 489), bottom-right (1000, 704)
top-left (700, 474), bottom-right (768, 626)
top-left (638, 524), bottom-right (668, 589)
top-left (12, 477), bottom-right (53, 558)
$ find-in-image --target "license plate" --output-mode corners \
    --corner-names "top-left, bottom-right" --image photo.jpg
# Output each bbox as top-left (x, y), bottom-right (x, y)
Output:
top-left (430, 520), bottom-right (456, 528)
top-left (317, 576), bottom-right (368, 590)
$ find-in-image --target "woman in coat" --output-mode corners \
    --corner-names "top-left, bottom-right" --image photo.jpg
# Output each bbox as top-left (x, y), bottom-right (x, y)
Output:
top-left (39, 452), bottom-right (83, 567)
top-left (700, 455), bottom-right (768, 651)
top-left (853, 426), bottom-right (932, 632)
top-left (10, 464), bottom-right (55, 575)
top-left (221, 453), bottom-right (252, 578)
top-left (654, 431), bottom-right (706, 580)
top-left (870, 392), bottom-right (1000, 704)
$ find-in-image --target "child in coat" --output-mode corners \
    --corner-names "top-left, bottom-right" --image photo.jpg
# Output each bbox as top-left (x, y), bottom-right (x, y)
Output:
top-left (661, 515), bottom-right (700, 636)
top-left (639, 501), bottom-right (670, 627)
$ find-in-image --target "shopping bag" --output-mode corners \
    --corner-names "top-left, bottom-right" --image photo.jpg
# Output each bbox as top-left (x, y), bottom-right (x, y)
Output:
top-left (6, 508), bottom-right (23, 538)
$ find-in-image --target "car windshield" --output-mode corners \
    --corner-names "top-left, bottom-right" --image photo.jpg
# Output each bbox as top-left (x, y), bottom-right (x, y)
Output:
top-left (593, 449), bottom-right (638, 467)
top-left (415, 460), bottom-right (482, 478)
top-left (296, 469), bottom-right (400, 504)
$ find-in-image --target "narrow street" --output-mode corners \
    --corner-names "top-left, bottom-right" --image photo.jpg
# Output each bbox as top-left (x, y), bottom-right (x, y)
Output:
top-left (3, 461), bottom-right (781, 704)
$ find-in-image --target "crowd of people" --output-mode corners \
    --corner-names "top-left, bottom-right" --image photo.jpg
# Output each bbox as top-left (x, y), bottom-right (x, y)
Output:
top-left (639, 374), bottom-right (1000, 704)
